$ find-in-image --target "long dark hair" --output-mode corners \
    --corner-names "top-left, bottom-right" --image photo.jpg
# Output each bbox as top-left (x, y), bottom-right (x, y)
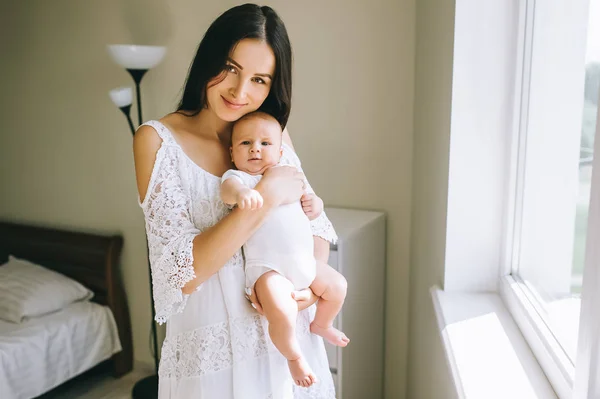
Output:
top-left (177, 4), bottom-right (292, 128)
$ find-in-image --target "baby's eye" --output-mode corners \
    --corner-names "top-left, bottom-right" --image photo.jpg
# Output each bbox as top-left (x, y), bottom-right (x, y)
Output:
top-left (241, 141), bottom-right (251, 145)
top-left (261, 141), bottom-right (271, 146)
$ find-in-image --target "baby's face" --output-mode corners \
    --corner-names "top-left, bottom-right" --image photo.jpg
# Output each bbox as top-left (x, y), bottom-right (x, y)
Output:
top-left (230, 116), bottom-right (283, 175)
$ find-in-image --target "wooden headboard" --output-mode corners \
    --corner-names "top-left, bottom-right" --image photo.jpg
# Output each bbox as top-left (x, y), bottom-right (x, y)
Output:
top-left (0, 221), bottom-right (133, 377)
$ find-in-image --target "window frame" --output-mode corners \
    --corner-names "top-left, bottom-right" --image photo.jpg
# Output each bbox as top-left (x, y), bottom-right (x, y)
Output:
top-left (498, 1), bottom-right (600, 398)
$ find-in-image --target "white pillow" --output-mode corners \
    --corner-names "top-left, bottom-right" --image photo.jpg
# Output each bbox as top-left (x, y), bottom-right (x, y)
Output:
top-left (0, 255), bottom-right (94, 323)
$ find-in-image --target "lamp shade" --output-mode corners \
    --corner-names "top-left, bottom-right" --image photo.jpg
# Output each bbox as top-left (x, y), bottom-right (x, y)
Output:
top-left (107, 45), bottom-right (166, 70)
top-left (109, 87), bottom-right (133, 107)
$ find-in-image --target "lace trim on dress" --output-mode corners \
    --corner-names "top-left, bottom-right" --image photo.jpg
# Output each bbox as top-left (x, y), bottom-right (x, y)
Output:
top-left (309, 212), bottom-right (338, 245)
top-left (159, 314), bottom-right (270, 379)
top-left (266, 384), bottom-right (337, 399)
top-left (140, 122), bottom-right (201, 324)
top-left (158, 312), bottom-right (318, 380)
top-left (293, 383), bottom-right (337, 399)
top-left (142, 120), bottom-right (178, 146)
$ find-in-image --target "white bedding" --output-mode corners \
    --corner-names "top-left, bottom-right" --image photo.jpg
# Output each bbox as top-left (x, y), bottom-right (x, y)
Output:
top-left (0, 301), bottom-right (122, 399)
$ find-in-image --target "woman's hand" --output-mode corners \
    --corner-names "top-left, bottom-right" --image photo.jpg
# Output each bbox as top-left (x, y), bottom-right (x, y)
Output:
top-left (245, 287), bottom-right (264, 315)
top-left (291, 287), bottom-right (319, 311)
top-left (245, 286), bottom-right (318, 314)
top-left (256, 166), bottom-right (305, 208)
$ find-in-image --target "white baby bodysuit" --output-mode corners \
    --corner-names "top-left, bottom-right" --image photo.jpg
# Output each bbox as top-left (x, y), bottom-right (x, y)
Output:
top-left (222, 168), bottom-right (316, 290)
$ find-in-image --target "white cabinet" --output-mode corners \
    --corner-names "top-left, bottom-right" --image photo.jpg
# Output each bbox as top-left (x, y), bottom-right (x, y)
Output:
top-left (324, 207), bottom-right (386, 399)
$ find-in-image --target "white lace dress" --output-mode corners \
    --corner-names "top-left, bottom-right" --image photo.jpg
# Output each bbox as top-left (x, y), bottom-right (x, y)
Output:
top-left (139, 120), bottom-right (338, 399)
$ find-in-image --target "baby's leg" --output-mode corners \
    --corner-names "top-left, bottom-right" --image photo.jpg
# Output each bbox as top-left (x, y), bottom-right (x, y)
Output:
top-left (309, 261), bottom-right (350, 347)
top-left (254, 271), bottom-right (317, 387)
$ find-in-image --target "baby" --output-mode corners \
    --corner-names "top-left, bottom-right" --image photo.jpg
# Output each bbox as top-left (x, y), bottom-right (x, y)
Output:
top-left (220, 112), bottom-right (349, 388)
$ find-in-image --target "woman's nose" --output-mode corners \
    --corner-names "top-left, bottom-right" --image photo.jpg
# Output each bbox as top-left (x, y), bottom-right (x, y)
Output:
top-left (231, 79), bottom-right (249, 100)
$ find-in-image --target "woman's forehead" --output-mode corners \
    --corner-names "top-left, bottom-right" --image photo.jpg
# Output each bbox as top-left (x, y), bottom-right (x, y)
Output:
top-left (230, 39), bottom-right (276, 75)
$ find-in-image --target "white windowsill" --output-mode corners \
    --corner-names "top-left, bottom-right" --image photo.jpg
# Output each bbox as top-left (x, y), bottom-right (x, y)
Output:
top-left (431, 286), bottom-right (557, 399)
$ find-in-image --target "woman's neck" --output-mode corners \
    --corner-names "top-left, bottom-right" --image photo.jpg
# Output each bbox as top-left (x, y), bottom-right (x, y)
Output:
top-left (186, 108), bottom-right (233, 142)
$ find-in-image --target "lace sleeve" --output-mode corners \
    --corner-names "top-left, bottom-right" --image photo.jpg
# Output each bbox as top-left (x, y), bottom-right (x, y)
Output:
top-left (280, 144), bottom-right (338, 245)
top-left (140, 147), bottom-right (201, 324)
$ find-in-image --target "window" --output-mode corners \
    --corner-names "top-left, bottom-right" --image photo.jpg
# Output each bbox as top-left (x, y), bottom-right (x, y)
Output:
top-left (501, 0), bottom-right (600, 397)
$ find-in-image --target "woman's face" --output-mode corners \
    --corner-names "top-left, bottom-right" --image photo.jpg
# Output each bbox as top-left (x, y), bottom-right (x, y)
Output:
top-left (206, 39), bottom-right (276, 123)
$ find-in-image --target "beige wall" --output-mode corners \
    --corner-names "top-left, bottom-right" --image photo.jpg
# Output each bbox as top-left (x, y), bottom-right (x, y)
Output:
top-left (407, 1), bottom-right (458, 398)
top-left (0, 1), bottom-right (415, 398)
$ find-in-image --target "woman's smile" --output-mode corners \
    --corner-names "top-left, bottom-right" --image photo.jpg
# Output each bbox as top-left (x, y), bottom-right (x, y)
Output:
top-left (221, 95), bottom-right (247, 110)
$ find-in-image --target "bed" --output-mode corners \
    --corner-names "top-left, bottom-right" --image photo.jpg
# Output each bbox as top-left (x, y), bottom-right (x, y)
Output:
top-left (0, 221), bottom-right (133, 399)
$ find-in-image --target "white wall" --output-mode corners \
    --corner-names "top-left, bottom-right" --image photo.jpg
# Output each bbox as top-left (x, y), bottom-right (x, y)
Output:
top-left (407, 0), bottom-right (458, 398)
top-left (0, 1), bottom-right (415, 397)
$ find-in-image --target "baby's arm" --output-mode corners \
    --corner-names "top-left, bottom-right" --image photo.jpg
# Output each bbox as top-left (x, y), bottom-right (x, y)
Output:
top-left (221, 177), bottom-right (264, 210)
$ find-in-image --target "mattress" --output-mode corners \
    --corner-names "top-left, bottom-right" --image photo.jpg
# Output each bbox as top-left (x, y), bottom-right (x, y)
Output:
top-left (0, 301), bottom-right (122, 399)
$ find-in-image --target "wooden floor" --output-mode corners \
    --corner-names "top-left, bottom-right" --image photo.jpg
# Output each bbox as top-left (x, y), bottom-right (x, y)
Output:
top-left (36, 365), bottom-right (154, 399)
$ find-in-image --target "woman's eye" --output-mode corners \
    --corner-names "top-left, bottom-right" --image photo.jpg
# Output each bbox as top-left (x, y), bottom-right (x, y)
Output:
top-left (252, 77), bottom-right (266, 84)
top-left (225, 65), bottom-right (237, 73)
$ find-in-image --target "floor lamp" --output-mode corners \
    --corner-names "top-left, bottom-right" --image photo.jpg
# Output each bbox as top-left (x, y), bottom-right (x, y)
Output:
top-left (108, 44), bottom-right (166, 399)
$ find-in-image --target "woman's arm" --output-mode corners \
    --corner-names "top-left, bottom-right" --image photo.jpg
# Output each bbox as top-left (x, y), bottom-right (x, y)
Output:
top-left (183, 208), bottom-right (269, 294)
top-left (313, 237), bottom-right (330, 264)
top-left (134, 126), bottom-right (304, 296)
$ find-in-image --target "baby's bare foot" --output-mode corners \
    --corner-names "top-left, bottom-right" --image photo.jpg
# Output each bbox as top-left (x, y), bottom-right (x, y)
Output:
top-left (288, 357), bottom-right (317, 387)
top-left (310, 322), bottom-right (350, 347)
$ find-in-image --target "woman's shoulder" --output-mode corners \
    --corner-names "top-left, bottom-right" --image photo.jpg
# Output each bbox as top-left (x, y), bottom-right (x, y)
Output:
top-left (158, 111), bottom-right (184, 130)
top-left (133, 115), bottom-right (185, 202)
top-left (133, 124), bottom-right (163, 162)
top-left (137, 114), bottom-right (180, 146)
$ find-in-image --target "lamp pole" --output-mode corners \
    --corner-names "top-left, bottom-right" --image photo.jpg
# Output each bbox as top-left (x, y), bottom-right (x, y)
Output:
top-left (125, 69), bottom-right (148, 126)
top-left (108, 44), bottom-right (166, 399)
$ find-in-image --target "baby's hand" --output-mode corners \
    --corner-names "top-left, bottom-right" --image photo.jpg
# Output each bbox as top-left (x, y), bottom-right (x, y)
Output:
top-left (237, 188), bottom-right (264, 210)
top-left (301, 193), bottom-right (323, 220)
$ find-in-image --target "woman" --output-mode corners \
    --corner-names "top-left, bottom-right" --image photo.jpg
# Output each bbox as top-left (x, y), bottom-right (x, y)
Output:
top-left (133, 4), bottom-right (338, 398)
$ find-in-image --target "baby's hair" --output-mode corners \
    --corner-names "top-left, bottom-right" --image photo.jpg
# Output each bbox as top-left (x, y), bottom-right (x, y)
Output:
top-left (236, 111), bottom-right (281, 129)
top-left (232, 111), bottom-right (283, 139)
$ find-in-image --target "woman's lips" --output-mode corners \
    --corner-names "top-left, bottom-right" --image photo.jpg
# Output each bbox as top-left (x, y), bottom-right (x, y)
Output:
top-left (221, 96), bottom-right (246, 110)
